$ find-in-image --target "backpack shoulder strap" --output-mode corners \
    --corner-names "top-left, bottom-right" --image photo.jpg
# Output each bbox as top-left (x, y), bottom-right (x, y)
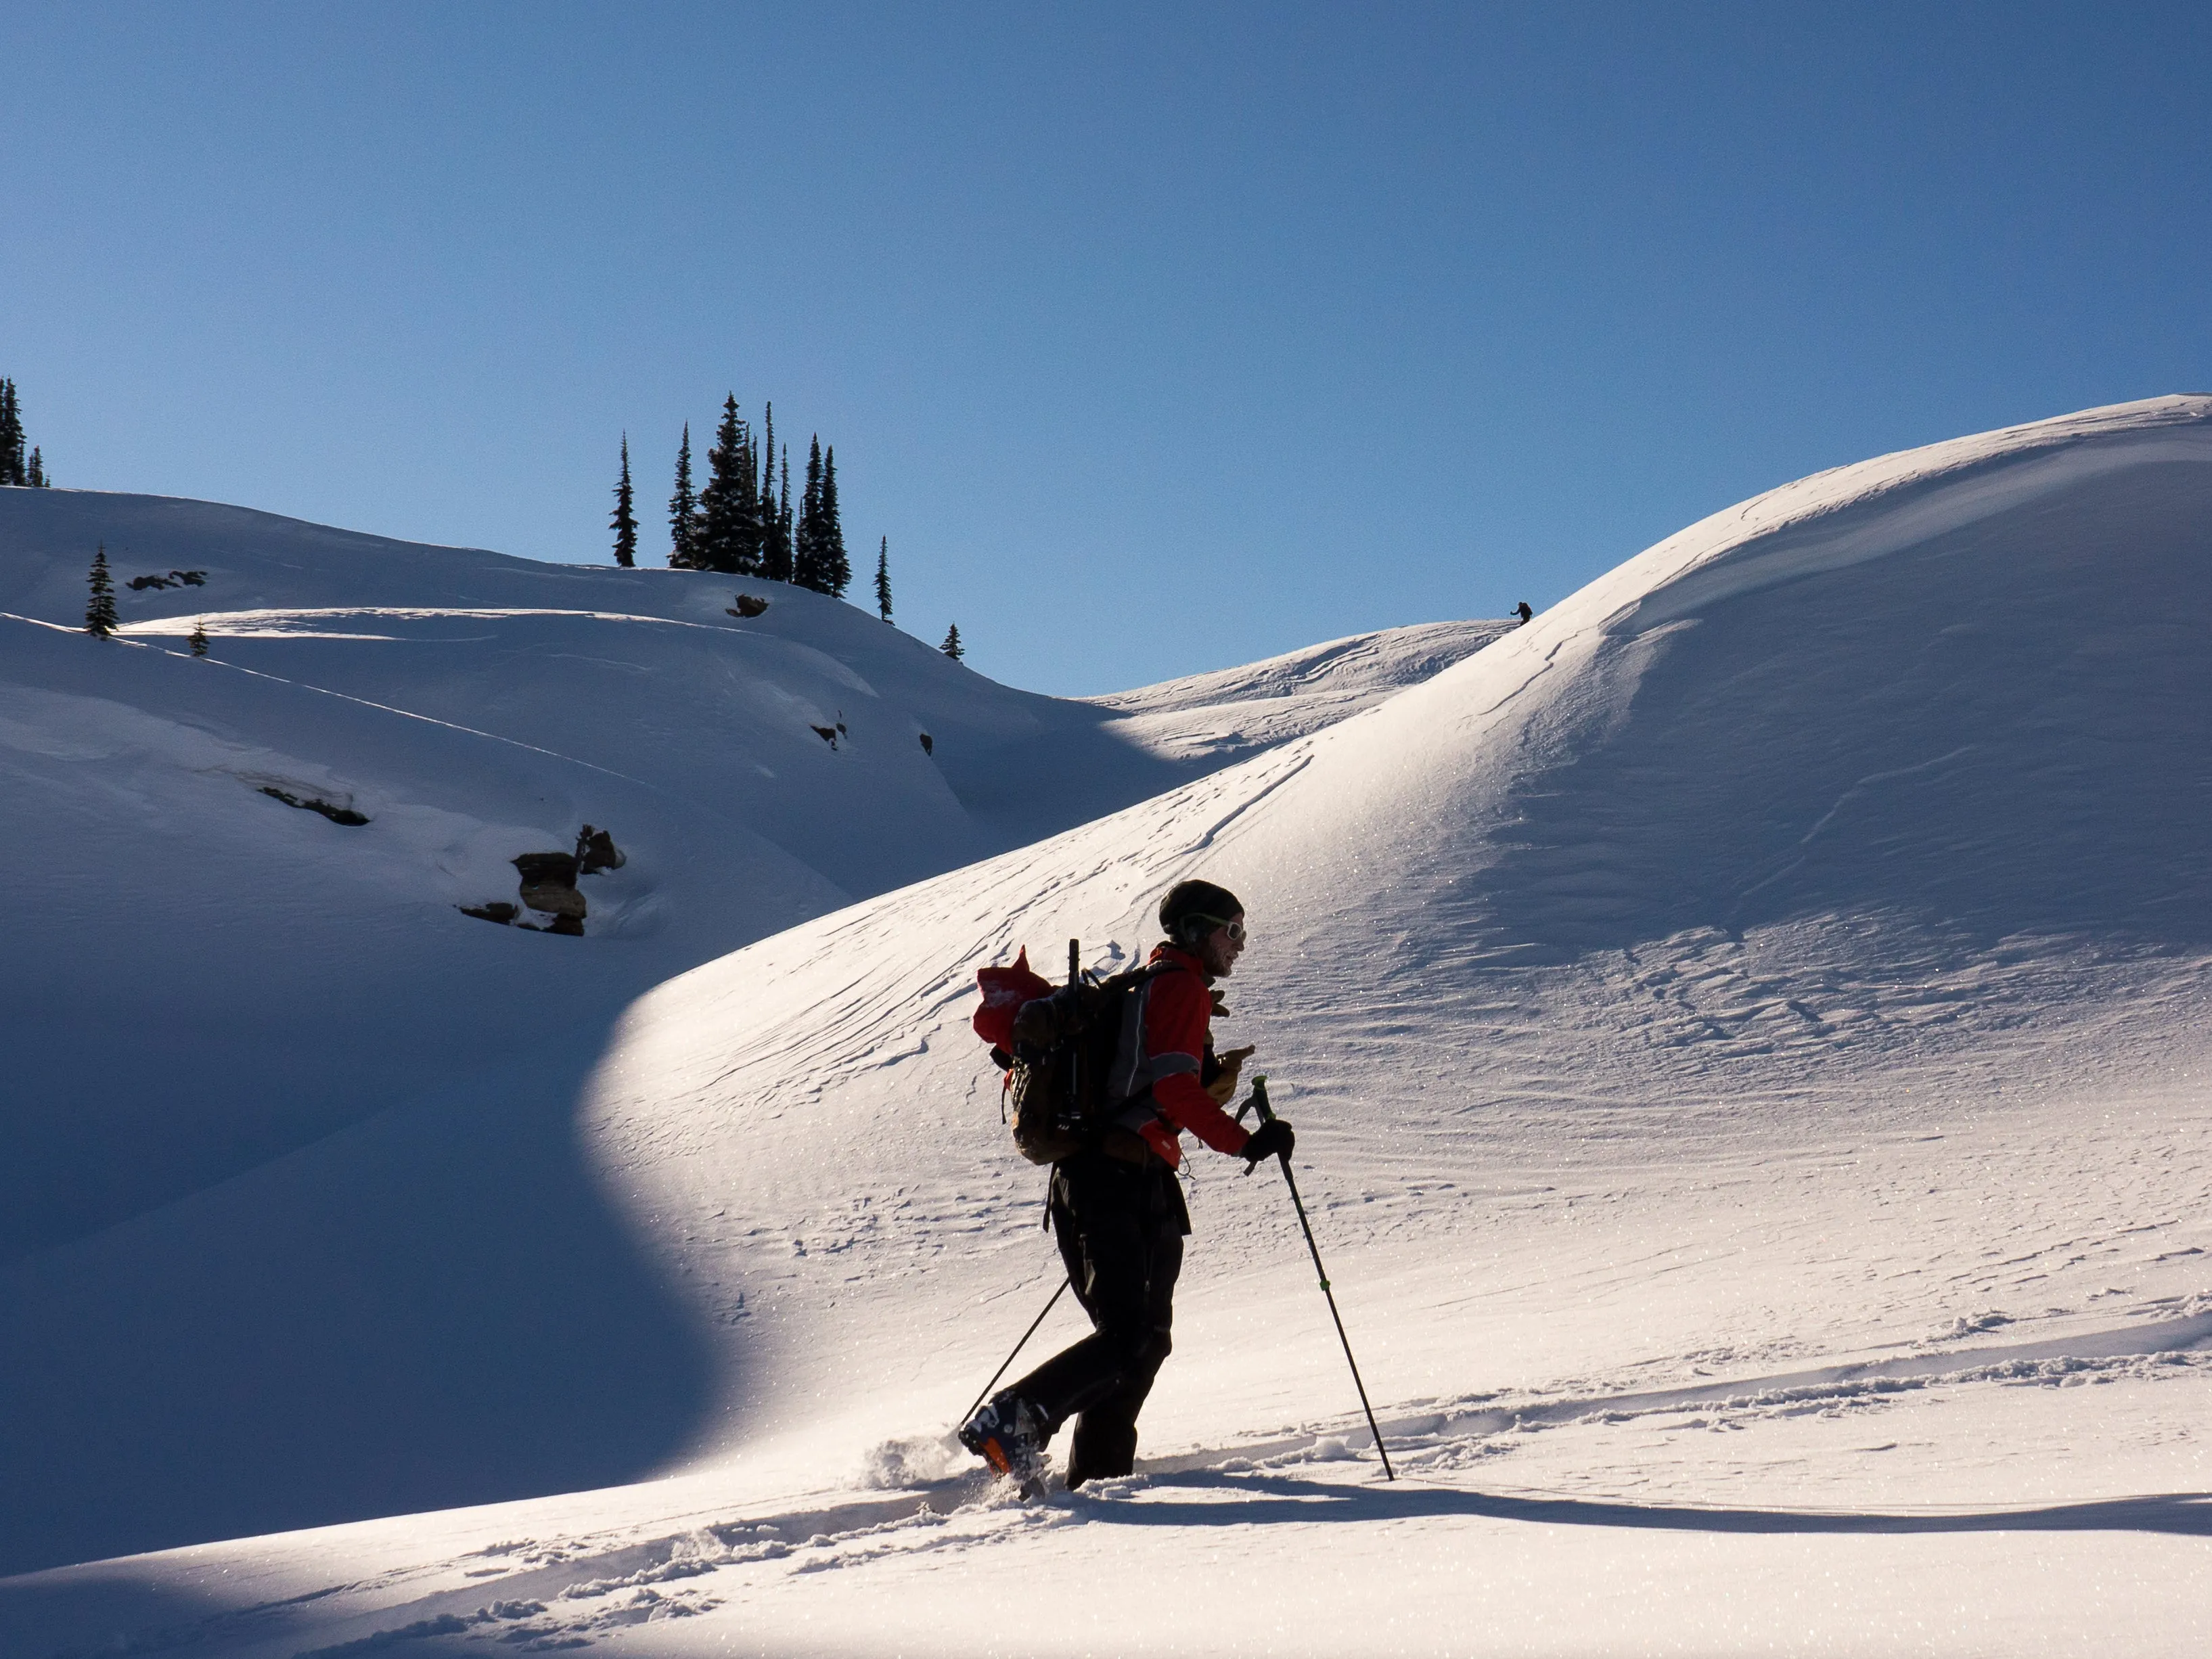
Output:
top-left (1098, 957), bottom-right (1205, 1109)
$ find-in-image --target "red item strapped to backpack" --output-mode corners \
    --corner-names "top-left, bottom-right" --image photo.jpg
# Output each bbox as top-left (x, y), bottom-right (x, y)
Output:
top-left (973, 947), bottom-right (1054, 1051)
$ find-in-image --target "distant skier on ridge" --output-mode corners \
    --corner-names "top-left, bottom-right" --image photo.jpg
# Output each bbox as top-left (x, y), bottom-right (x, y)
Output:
top-left (960, 880), bottom-right (1292, 1490)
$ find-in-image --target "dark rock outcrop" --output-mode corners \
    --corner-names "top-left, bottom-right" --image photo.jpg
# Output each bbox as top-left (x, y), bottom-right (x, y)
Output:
top-left (259, 786), bottom-right (369, 827)
top-left (466, 825), bottom-right (623, 934)
top-left (513, 852), bottom-right (587, 920)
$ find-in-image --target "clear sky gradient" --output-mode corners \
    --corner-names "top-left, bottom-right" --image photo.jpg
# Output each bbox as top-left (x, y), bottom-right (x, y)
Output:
top-left (6, 3), bottom-right (2210, 694)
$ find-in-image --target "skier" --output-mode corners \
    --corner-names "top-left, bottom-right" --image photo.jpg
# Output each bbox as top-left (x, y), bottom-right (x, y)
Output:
top-left (960, 879), bottom-right (1294, 1490)
top-left (1515, 599), bottom-right (1533, 624)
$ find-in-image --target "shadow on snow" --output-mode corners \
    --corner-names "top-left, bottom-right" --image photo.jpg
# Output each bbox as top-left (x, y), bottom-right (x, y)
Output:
top-left (1093, 1470), bottom-right (2212, 1539)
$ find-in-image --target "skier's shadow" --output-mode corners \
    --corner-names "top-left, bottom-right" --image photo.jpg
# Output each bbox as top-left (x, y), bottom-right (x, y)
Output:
top-left (1084, 1470), bottom-right (2212, 1537)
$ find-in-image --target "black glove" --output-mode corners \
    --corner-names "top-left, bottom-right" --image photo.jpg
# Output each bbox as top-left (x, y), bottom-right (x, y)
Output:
top-left (1242, 1118), bottom-right (1294, 1168)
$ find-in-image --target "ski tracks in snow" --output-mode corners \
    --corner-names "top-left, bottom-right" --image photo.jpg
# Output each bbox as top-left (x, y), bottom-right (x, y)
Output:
top-left (31, 1305), bottom-right (2207, 1659)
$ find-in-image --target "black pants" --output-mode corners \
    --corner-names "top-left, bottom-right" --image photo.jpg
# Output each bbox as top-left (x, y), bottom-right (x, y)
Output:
top-left (1008, 1152), bottom-right (1188, 1488)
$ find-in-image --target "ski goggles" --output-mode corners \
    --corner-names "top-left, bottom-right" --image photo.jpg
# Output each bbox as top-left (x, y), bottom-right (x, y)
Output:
top-left (1186, 913), bottom-right (1246, 943)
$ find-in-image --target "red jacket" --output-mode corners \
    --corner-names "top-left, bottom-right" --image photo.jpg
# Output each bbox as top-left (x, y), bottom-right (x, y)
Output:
top-left (1112, 944), bottom-right (1252, 1168)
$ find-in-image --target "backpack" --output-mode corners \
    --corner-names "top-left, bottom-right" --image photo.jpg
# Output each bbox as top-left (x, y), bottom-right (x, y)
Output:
top-left (973, 940), bottom-right (1171, 1165)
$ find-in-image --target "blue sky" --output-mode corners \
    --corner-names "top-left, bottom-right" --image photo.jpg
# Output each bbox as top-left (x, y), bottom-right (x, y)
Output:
top-left (5, 3), bottom-right (2210, 694)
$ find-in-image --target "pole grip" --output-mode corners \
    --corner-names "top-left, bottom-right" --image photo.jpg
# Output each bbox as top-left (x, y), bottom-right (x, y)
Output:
top-left (1244, 1073), bottom-right (1276, 1126)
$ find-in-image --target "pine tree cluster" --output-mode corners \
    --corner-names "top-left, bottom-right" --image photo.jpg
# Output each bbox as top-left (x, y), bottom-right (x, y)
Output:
top-left (1, 379), bottom-right (51, 487)
top-left (641, 396), bottom-right (851, 595)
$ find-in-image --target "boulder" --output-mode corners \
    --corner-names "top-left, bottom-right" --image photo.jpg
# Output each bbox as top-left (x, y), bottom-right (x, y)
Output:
top-left (512, 851), bottom-right (586, 919)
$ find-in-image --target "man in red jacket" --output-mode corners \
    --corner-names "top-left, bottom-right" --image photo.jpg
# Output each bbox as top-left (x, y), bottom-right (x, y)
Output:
top-left (960, 879), bottom-right (1295, 1489)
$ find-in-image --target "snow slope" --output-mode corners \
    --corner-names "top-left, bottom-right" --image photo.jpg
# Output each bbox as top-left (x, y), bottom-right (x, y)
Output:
top-left (0, 488), bottom-right (1492, 1266)
top-left (8, 398), bottom-right (2212, 1656)
top-left (1080, 617), bottom-right (1512, 763)
top-left (1, 488), bottom-right (1504, 902)
top-left (0, 485), bottom-right (1500, 1574)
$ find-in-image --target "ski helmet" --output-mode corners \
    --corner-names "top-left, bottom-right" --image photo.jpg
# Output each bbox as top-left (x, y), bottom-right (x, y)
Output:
top-left (1159, 879), bottom-right (1244, 947)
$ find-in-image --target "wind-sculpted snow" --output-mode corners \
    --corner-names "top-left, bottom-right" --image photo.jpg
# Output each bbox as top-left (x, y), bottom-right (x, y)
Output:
top-left (5, 400), bottom-right (2212, 1655)
top-left (556, 394), bottom-right (2212, 1648)
top-left (584, 395), bottom-right (2212, 1350)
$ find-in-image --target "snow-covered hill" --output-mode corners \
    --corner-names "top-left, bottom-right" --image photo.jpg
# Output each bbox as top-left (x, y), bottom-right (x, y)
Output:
top-left (7, 400), bottom-right (2212, 1657)
top-left (0, 485), bottom-right (1502, 1580)
top-left (0, 488), bottom-right (1498, 1269)
top-left (1, 488), bottom-right (1505, 899)
top-left (560, 392), bottom-right (2212, 1570)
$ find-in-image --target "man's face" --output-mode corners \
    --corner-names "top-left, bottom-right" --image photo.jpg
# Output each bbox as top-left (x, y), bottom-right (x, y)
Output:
top-left (1199, 913), bottom-right (1246, 978)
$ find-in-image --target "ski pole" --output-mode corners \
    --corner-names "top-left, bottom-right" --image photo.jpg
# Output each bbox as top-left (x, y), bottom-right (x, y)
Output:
top-left (960, 1277), bottom-right (1070, 1426)
top-left (1240, 1074), bottom-right (1396, 1480)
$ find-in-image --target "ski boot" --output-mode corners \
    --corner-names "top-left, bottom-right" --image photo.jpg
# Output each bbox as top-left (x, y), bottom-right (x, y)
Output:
top-left (959, 1394), bottom-right (1048, 1498)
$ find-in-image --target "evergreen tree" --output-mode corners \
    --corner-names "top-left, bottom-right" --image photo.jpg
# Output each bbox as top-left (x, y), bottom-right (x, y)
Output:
top-left (698, 394), bottom-right (761, 574)
top-left (793, 435), bottom-right (828, 591)
top-left (758, 404), bottom-right (779, 574)
top-left (874, 536), bottom-right (893, 622)
top-left (941, 622), bottom-right (963, 661)
top-left (770, 452), bottom-right (795, 581)
top-left (26, 447), bottom-right (45, 488)
top-left (668, 424), bottom-right (700, 568)
top-left (189, 618), bottom-right (209, 657)
top-left (757, 432), bottom-right (790, 581)
top-left (0, 380), bottom-right (24, 487)
top-left (610, 435), bottom-right (638, 568)
top-left (85, 545), bottom-right (118, 637)
top-left (819, 445), bottom-right (851, 596)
